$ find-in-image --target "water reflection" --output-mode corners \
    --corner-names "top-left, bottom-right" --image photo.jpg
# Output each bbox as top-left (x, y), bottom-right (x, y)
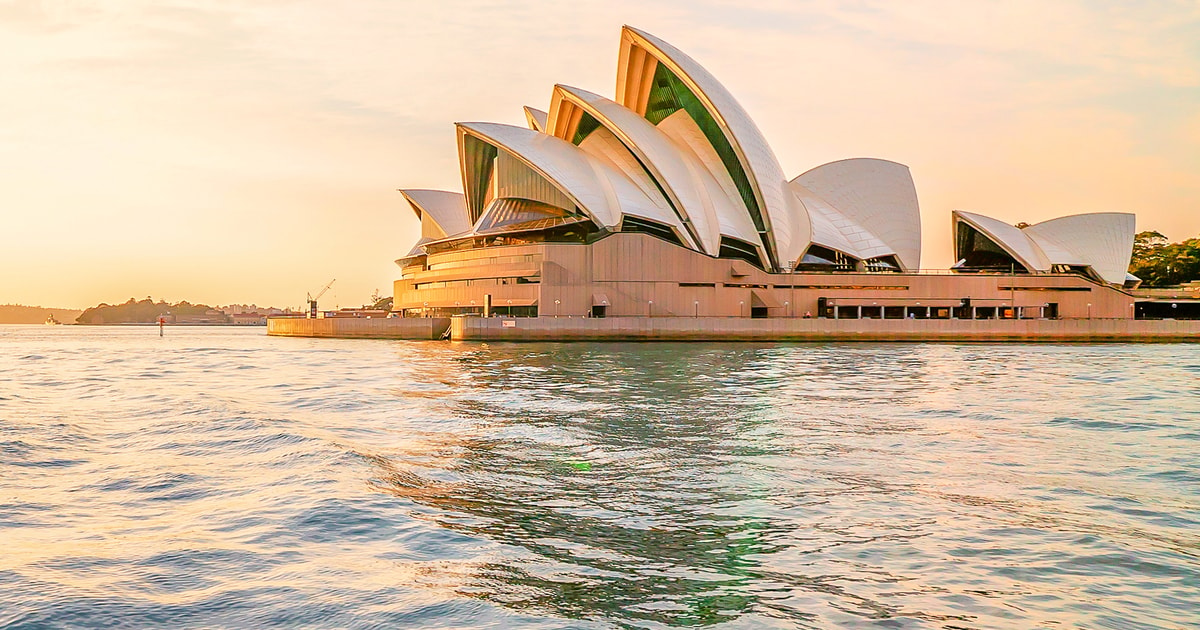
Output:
top-left (365, 343), bottom-right (947, 627)
top-left (6, 328), bottom-right (1198, 628)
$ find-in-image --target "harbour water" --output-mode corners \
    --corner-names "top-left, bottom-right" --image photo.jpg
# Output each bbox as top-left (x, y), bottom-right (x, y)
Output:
top-left (2, 326), bottom-right (1198, 628)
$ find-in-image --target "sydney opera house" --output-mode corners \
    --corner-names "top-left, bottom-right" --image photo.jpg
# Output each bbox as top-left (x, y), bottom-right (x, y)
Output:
top-left (392, 26), bottom-right (1141, 323)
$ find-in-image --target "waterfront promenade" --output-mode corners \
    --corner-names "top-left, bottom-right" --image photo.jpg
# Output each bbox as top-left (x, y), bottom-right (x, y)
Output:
top-left (268, 315), bottom-right (1199, 342)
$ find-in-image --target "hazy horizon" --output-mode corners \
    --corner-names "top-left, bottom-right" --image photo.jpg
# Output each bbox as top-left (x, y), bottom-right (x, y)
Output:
top-left (4, 0), bottom-right (1198, 310)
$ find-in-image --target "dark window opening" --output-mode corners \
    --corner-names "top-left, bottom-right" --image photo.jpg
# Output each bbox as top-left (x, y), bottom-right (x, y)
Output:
top-left (620, 216), bottom-right (684, 246)
top-left (718, 236), bottom-right (764, 269)
top-left (796, 245), bottom-right (857, 272)
top-left (953, 222), bottom-right (1027, 272)
top-left (590, 305), bottom-right (607, 318)
top-left (834, 306), bottom-right (860, 319)
top-left (863, 255), bottom-right (902, 272)
top-left (750, 306), bottom-right (769, 319)
top-left (1136, 301), bottom-right (1200, 320)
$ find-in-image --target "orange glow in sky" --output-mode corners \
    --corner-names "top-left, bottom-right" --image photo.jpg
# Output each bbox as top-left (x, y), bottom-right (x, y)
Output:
top-left (2, 1), bottom-right (1198, 308)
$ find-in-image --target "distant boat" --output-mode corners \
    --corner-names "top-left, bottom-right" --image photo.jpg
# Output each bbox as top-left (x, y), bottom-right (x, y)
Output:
top-left (44, 314), bottom-right (62, 325)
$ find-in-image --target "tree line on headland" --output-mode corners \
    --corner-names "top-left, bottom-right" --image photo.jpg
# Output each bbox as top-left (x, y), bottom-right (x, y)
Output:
top-left (1130, 231), bottom-right (1200, 287)
top-left (0, 305), bottom-right (83, 325)
top-left (76, 298), bottom-right (223, 324)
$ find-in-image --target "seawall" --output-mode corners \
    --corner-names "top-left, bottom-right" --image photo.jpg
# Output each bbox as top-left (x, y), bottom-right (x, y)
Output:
top-left (265, 315), bottom-right (1198, 342)
top-left (267, 317), bottom-right (450, 340)
top-left (451, 317), bottom-right (1200, 342)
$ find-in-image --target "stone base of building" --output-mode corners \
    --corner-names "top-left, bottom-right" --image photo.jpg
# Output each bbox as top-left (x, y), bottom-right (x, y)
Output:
top-left (266, 315), bottom-right (1198, 342)
top-left (266, 317), bottom-right (450, 340)
top-left (451, 317), bottom-right (1200, 342)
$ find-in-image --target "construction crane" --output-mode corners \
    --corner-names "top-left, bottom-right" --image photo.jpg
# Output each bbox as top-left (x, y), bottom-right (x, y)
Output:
top-left (307, 278), bottom-right (336, 318)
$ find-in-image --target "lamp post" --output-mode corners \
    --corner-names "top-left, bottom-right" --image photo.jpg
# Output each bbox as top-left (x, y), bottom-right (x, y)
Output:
top-left (554, 299), bottom-right (561, 318)
top-left (739, 300), bottom-right (745, 318)
top-left (784, 301), bottom-right (790, 318)
top-left (694, 300), bottom-right (699, 318)
top-left (423, 301), bottom-right (428, 318)
top-left (1087, 302), bottom-right (1092, 319)
top-left (648, 300), bottom-right (653, 318)
top-left (788, 259), bottom-right (796, 318)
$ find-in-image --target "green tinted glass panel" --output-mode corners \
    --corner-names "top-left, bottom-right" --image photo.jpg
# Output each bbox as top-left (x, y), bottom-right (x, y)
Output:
top-left (644, 64), bottom-right (766, 241)
top-left (571, 112), bottom-right (602, 145)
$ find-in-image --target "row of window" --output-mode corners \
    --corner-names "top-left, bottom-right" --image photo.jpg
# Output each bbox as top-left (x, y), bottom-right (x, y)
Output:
top-left (415, 277), bottom-right (540, 290)
top-left (998, 286), bottom-right (1092, 292)
top-left (684, 283), bottom-right (910, 290)
top-left (426, 253), bottom-right (540, 272)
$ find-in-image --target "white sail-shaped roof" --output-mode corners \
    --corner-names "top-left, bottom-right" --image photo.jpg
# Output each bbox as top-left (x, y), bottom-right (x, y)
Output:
top-left (616, 25), bottom-right (805, 270)
top-left (523, 107), bottom-right (548, 132)
top-left (546, 85), bottom-right (767, 259)
top-left (954, 210), bottom-right (1051, 272)
top-left (1024, 213), bottom-right (1135, 285)
top-left (400, 189), bottom-right (471, 236)
top-left (954, 210), bottom-right (1136, 284)
top-left (399, 188), bottom-right (472, 249)
top-left (793, 159), bottom-right (921, 270)
top-left (456, 122), bottom-right (691, 243)
top-left (398, 25), bottom-right (934, 274)
top-left (790, 181), bottom-right (896, 265)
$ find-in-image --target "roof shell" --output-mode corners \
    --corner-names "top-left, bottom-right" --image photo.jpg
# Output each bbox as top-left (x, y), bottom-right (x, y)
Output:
top-left (456, 122), bottom-right (689, 240)
top-left (954, 210), bottom-right (1136, 284)
top-left (523, 107), bottom-right (548, 132)
top-left (1024, 212), bottom-right (1135, 285)
top-left (793, 158), bottom-right (921, 270)
top-left (954, 210), bottom-right (1051, 272)
top-left (790, 181), bottom-right (895, 264)
top-left (399, 189), bottom-right (472, 238)
top-left (616, 25), bottom-right (804, 270)
top-left (548, 84), bottom-right (765, 257)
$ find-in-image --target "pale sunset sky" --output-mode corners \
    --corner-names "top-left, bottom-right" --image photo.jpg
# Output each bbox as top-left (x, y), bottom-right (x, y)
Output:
top-left (2, 0), bottom-right (1198, 309)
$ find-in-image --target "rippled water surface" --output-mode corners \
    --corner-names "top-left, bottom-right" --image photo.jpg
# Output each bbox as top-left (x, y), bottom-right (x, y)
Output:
top-left (2, 326), bottom-right (1199, 628)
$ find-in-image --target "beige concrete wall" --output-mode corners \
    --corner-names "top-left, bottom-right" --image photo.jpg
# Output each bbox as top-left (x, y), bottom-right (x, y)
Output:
top-left (453, 316), bottom-right (1200, 342)
top-left (267, 317), bottom-right (450, 340)
top-left (397, 232), bottom-right (1137, 319)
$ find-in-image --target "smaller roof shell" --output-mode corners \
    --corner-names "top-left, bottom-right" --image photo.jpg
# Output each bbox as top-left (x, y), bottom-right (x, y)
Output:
top-left (456, 122), bottom-right (690, 242)
top-left (1024, 213), bottom-right (1135, 285)
top-left (953, 210), bottom-right (1136, 284)
top-left (793, 158), bottom-right (921, 271)
top-left (523, 107), bottom-right (548, 132)
top-left (399, 189), bottom-right (472, 238)
top-left (954, 210), bottom-right (1051, 272)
